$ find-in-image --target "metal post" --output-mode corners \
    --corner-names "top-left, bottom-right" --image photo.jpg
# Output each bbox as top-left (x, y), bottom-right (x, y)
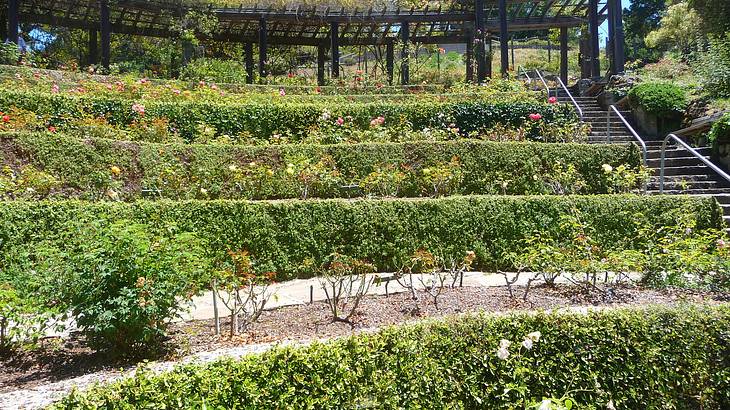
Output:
top-left (244, 43), bottom-right (254, 84)
top-left (7, 0), bottom-right (18, 44)
top-left (258, 18), bottom-right (267, 81)
top-left (498, 0), bottom-right (509, 77)
top-left (386, 41), bottom-right (394, 85)
top-left (99, 0), bottom-right (111, 69)
top-left (330, 22), bottom-right (339, 78)
top-left (317, 44), bottom-right (326, 86)
top-left (400, 21), bottom-right (409, 85)
top-left (588, 0), bottom-right (600, 77)
top-left (560, 27), bottom-right (568, 85)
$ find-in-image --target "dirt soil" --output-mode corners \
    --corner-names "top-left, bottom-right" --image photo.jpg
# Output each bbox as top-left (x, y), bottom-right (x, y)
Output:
top-left (0, 284), bottom-right (723, 393)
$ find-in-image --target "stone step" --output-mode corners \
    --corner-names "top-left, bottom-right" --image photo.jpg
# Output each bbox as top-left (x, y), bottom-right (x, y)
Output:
top-left (647, 147), bottom-right (713, 158)
top-left (647, 180), bottom-right (725, 190)
top-left (714, 194), bottom-right (730, 204)
top-left (648, 174), bottom-right (719, 183)
top-left (661, 165), bottom-right (714, 176)
top-left (648, 188), bottom-right (730, 195)
top-left (647, 157), bottom-right (708, 168)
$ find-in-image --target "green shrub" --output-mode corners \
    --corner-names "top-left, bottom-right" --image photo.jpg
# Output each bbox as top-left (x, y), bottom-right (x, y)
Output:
top-left (180, 58), bottom-right (250, 84)
top-left (22, 221), bottom-right (210, 353)
top-left (0, 89), bottom-right (577, 142)
top-left (697, 34), bottom-right (730, 98)
top-left (0, 132), bottom-right (641, 200)
top-left (0, 195), bottom-right (721, 286)
top-left (52, 305), bottom-right (730, 409)
top-left (628, 82), bottom-right (688, 117)
top-left (708, 112), bottom-right (730, 145)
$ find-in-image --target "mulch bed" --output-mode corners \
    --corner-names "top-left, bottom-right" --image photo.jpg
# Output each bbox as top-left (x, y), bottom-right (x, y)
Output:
top-left (0, 284), bottom-right (723, 393)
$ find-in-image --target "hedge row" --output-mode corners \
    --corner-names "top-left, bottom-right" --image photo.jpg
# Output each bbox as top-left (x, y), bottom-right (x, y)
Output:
top-left (0, 132), bottom-right (641, 200)
top-left (0, 195), bottom-right (721, 282)
top-left (0, 89), bottom-right (576, 141)
top-left (52, 305), bottom-right (730, 409)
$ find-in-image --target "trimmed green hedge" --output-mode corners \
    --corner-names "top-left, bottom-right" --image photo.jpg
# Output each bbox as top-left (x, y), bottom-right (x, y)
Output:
top-left (51, 305), bottom-right (730, 409)
top-left (0, 89), bottom-right (576, 141)
top-left (627, 82), bottom-right (688, 117)
top-left (0, 195), bottom-right (721, 282)
top-left (0, 132), bottom-right (641, 200)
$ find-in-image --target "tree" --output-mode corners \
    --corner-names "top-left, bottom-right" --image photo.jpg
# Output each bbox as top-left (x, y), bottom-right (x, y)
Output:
top-left (688, 0), bottom-right (730, 35)
top-left (645, 3), bottom-right (703, 57)
top-left (623, 0), bottom-right (668, 62)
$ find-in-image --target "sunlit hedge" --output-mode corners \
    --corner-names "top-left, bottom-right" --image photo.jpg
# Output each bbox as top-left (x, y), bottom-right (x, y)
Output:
top-left (51, 305), bottom-right (730, 409)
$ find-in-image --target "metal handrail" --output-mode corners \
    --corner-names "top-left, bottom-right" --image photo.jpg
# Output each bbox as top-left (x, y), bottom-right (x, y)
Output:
top-left (607, 105), bottom-right (647, 165)
top-left (556, 76), bottom-right (583, 122)
top-left (659, 133), bottom-right (730, 193)
top-left (518, 66), bottom-right (532, 85)
top-left (534, 69), bottom-right (552, 98)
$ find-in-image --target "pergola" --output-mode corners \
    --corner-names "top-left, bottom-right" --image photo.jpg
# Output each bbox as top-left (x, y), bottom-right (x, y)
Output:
top-left (2, 0), bottom-right (625, 85)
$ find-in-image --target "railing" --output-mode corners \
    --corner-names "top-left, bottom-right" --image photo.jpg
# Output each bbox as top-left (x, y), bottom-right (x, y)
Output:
top-left (607, 105), bottom-right (647, 165)
top-left (518, 66), bottom-right (532, 85)
top-left (534, 69), bottom-right (552, 98)
top-left (556, 76), bottom-right (583, 122)
top-left (659, 133), bottom-right (730, 194)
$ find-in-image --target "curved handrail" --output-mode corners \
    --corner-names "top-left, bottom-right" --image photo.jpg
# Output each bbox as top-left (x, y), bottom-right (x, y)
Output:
top-left (607, 105), bottom-right (647, 165)
top-left (534, 69), bottom-right (552, 98)
top-left (659, 133), bottom-right (730, 193)
top-left (556, 76), bottom-right (583, 122)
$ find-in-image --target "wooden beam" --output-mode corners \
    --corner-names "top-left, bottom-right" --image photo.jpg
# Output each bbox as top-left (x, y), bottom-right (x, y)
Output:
top-left (317, 44), bottom-right (326, 86)
top-left (560, 26), bottom-right (568, 84)
top-left (588, 0), bottom-right (600, 77)
top-left (499, 0), bottom-right (509, 77)
top-left (400, 20), bottom-right (409, 85)
top-left (7, 0), bottom-right (19, 44)
top-left (465, 35), bottom-right (474, 82)
top-left (613, 0), bottom-right (625, 73)
top-left (88, 29), bottom-right (98, 66)
top-left (475, 0), bottom-right (487, 82)
top-left (330, 21), bottom-right (339, 78)
top-left (244, 42), bottom-right (254, 84)
top-left (258, 18), bottom-right (267, 81)
top-left (386, 40), bottom-right (394, 85)
top-left (99, 0), bottom-right (111, 68)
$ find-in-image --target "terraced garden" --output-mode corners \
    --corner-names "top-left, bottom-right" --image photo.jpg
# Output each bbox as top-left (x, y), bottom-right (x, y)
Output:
top-left (1, 66), bottom-right (729, 410)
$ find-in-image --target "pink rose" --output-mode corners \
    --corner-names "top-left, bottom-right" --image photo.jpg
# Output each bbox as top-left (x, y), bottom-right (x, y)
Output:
top-left (279, 88), bottom-right (286, 97)
top-left (336, 117), bottom-right (344, 126)
top-left (548, 97), bottom-right (558, 104)
top-left (529, 113), bottom-right (543, 121)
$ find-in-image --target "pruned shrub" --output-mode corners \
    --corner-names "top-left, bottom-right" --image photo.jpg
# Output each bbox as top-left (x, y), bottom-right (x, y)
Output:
top-left (628, 82), bottom-right (688, 117)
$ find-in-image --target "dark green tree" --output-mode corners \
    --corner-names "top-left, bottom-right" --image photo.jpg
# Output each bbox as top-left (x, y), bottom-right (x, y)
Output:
top-left (687, 0), bottom-right (730, 35)
top-left (623, 0), bottom-right (667, 62)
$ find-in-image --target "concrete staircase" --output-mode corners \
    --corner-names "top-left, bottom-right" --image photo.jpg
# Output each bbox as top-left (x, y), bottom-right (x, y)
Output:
top-left (556, 89), bottom-right (730, 229)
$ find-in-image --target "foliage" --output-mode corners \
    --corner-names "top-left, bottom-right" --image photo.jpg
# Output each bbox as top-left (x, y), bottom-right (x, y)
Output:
top-left (317, 253), bottom-right (376, 323)
top-left (0, 165), bottom-right (60, 200)
top-left (0, 133), bottom-right (641, 200)
top-left (707, 112), bottom-right (730, 144)
top-left (22, 221), bottom-right (210, 354)
top-left (213, 250), bottom-right (276, 337)
top-left (697, 34), bottom-right (730, 98)
top-left (0, 284), bottom-right (62, 354)
top-left (628, 82), bottom-right (688, 117)
top-left (645, 2), bottom-right (703, 57)
top-left (180, 58), bottom-right (251, 84)
top-left (0, 89), bottom-right (577, 142)
top-left (688, 0), bottom-right (730, 35)
top-left (0, 43), bottom-right (20, 66)
top-left (623, 0), bottom-right (668, 63)
top-left (0, 196), bottom-right (721, 285)
top-left (52, 305), bottom-right (730, 409)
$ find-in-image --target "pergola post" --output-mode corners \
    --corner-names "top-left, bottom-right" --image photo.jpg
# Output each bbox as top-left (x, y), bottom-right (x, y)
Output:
top-left (330, 22), bottom-right (339, 78)
top-left (182, 41), bottom-right (193, 66)
top-left (317, 44), bottom-right (326, 86)
top-left (258, 18), bottom-right (267, 82)
top-left (244, 42), bottom-right (254, 84)
top-left (6, 0), bottom-right (18, 44)
top-left (588, 0), bottom-right (600, 77)
top-left (486, 32), bottom-right (492, 78)
top-left (386, 41), bottom-right (394, 85)
top-left (560, 27), bottom-right (568, 85)
top-left (613, 0), bottom-right (625, 73)
top-left (88, 30), bottom-right (98, 66)
top-left (400, 21), bottom-right (409, 85)
top-left (474, 0), bottom-right (486, 82)
top-left (465, 36), bottom-right (474, 82)
top-left (607, 0), bottom-right (616, 74)
top-left (99, 0), bottom-right (111, 69)
top-left (498, 0), bottom-right (509, 77)
top-left (1, 5), bottom-right (8, 43)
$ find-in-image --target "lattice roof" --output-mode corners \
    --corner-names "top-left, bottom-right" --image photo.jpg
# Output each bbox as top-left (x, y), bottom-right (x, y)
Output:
top-left (14, 0), bottom-right (607, 45)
